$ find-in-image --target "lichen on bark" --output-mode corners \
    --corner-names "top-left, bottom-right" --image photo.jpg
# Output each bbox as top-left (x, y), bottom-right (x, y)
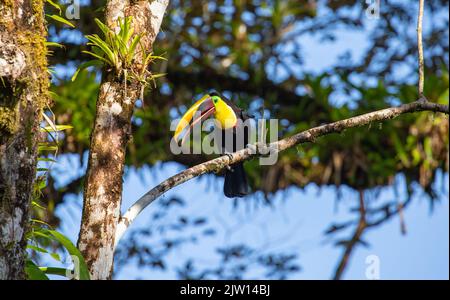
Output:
top-left (0, 0), bottom-right (50, 280)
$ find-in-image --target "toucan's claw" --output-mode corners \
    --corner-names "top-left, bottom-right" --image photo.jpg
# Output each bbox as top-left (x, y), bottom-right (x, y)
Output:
top-left (223, 153), bottom-right (234, 171)
top-left (224, 152), bottom-right (234, 161)
top-left (246, 143), bottom-right (257, 154)
top-left (246, 142), bottom-right (276, 156)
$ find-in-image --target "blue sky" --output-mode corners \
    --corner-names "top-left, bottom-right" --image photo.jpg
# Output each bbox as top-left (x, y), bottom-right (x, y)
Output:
top-left (113, 166), bottom-right (448, 280)
top-left (52, 160), bottom-right (448, 280)
top-left (42, 1), bottom-right (449, 280)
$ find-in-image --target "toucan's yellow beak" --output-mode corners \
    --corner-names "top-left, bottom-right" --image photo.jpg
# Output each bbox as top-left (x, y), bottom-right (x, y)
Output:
top-left (173, 94), bottom-right (215, 143)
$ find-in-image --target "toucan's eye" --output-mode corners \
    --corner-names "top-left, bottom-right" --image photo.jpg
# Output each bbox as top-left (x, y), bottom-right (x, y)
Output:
top-left (212, 96), bottom-right (219, 103)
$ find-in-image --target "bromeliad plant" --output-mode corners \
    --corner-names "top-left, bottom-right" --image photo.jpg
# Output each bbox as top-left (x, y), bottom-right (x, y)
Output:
top-left (72, 16), bottom-right (165, 90)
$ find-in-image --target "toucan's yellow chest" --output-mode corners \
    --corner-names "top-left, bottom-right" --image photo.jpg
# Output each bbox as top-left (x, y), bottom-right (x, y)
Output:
top-left (214, 100), bottom-right (237, 129)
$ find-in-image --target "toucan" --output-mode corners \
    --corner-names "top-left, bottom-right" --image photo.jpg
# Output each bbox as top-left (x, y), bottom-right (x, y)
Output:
top-left (173, 91), bottom-right (251, 198)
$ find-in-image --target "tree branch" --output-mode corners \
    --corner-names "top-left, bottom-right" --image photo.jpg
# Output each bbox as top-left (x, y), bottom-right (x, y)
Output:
top-left (114, 99), bottom-right (448, 247)
top-left (417, 0), bottom-right (425, 97)
top-left (331, 193), bottom-right (414, 280)
top-left (333, 190), bottom-right (367, 280)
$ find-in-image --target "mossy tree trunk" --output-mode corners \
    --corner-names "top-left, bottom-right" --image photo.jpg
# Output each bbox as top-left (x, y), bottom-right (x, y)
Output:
top-left (0, 0), bottom-right (49, 280)
top-left (77, 0), bottom-right (169, 280)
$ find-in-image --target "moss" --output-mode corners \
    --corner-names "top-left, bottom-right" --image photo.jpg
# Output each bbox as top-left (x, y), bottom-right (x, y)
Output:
top-left (0, 1), bottom-right (14, 30)
top-left (0, 0), bottom-right (15, 13)
top-left (17, 26), bottom-right (50, 110)
top-left (0, 106), bottom-right (18, 136)
top-left (2, 0), bottom-right (14, 8)
top-left (24, 115), bottom-right (33, 153)
top-left (0, 77), bottom-right (21, 138)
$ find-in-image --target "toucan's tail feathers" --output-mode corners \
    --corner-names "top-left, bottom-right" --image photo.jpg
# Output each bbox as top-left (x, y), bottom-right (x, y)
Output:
top-left (224, 162), bottom-right (249, 198)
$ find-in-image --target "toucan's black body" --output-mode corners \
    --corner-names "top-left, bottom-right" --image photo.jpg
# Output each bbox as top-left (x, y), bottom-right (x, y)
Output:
top-left (209, 91), bottom-right (251, 198)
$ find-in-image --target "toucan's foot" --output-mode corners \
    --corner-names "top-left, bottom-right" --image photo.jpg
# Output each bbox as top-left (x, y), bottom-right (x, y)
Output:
top-left (215, 164), bottom-right (232, 173)
top-left (223, 153), bottom-right (234, 171)
top-left (224, 152), bottom-right (233, 160)
top-left (246, 143), bottom-right (257, 154)
top-left (267, 143), bottom-right (278, 154)
top-left (246, 142), bottom-right (276, 156)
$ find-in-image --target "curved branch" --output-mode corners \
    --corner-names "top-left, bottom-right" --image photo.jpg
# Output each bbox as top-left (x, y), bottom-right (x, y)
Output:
top-left (333, 190), bottom-right (367, 280)
top-left (332, 193), bottom-right (414, 280)
top-left (114, 99), bottom-right (449, 247)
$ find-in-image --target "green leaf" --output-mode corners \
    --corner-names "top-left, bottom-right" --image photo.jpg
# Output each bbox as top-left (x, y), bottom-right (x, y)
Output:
top-left (31, 218), bottom-right (51, 227)
top-left (27, 245), bottom-right (49, 254)
top-left (48, 91), bottom-right (59, 99)
top-left (46, 14), bottom-right (75, 28)
top-left (47, 67), bottom-right (57, 76)
top-left (127, 34), bottom-right (142, 64)
top-left (94, 18), bottom-right (111, 38)
top-left (43, 229), bottom-right (90, 280)
top-left (143, 53), bottom-right (167, 69)
top-left (38, 157), bottom-right (57, 163)
top-left (25, 260), bottom-right (49, 280)
top-left (50, 252), bottom-right (61, 262)
top-left (117, 36), bottom-right (129, 61)
top-left (121, 17), bottom-right (134, 45)
top-left (41, 111), bottom-right (57, 132)
top-left (151, 73), bottom-right (167, 79)
top-left (41, 125), bottom-right (73, 132)
top-left (82, 50), bottom-right (110, 64)
top-left (45, 0), bottom-right (62, 15)
top-left (71, 60), bottom-right (103, 81)
top-left (147, 54), bottom-right (167, 61)
top-left (86, 34), bottom-right (112, 54)
top-left (28, 230), bottom-right (52, 240)
top-left (38, 145), bottom-right (58, 151)
top-left (85, 34), bottom-right (116, 65)
top-left (32, 200), bottom-right (47, 210)
top-left (45, 41), bottom-right (65, 48)
top-left (37, 179), bottom-right (47, 190)
top-left (39, 267), bottom-right (70, 277)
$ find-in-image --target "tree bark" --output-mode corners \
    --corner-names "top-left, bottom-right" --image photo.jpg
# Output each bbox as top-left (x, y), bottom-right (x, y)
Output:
top-left (77, 0), bottom-right (169, 280)
top-left (0, 0), bottom-right (49, 279)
